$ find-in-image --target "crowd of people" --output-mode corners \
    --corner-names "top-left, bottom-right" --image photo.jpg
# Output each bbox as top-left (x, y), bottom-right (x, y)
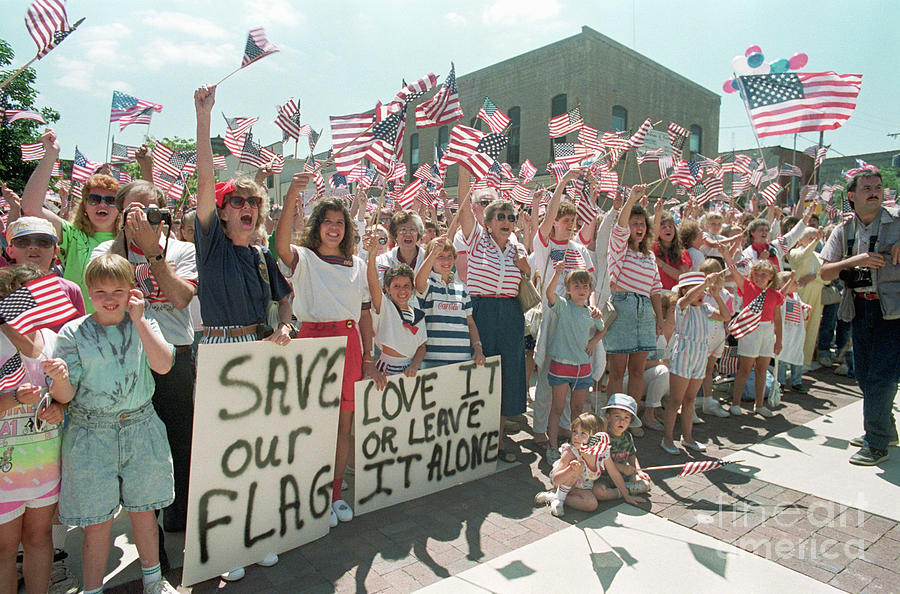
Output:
top-left (0, 83), bottom-right (898, 593)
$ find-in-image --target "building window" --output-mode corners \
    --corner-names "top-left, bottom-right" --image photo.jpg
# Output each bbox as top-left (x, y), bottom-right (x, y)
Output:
top-left (410, 133), bottom-right (419, 172)
top-left (551, 94), bottom-right (568, 158)
top-left (689, 125), bottom-right (702, 157)
top-left (507, 106), bottom-right (521, 166)
top-left (438, 126), bottom-right (449, 150)
top-left (612, 105), bottom-right (627, 132)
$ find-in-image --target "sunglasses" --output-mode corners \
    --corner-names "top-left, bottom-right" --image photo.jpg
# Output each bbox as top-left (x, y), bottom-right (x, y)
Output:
top-left (225, 195), bottom-right (262, 209)
top-left (11, 235), bottom-right (55, 249)
top-left (86, 193), bottom-right (117, 207)
top-left (494, 212), bottom-right (517, 222)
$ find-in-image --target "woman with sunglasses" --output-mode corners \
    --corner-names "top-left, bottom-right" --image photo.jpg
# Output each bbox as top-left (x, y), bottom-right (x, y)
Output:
top-left (376, 211), bottom-right (426, 283)
top-left (21, 129), bottom-right (121, 312)
top-left (458, 169), bottom-right (530, 463)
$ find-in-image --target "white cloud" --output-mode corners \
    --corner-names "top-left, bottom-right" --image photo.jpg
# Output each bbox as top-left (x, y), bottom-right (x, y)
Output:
top-left (70, 23), bottom-right (132, 65)
top-left (482, 0), bottom-right (561, 25)
top-left (136, 11), bottom-right (229, 39)
top-left (444, 12), bottom-right (467, 27)
top-left (243, 0), bottom-right (305, 27)
top-left (141, 38), bottom-right (233, 71)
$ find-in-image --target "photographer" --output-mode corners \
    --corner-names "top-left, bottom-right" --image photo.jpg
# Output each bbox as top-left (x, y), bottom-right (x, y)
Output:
top-left (821, 169), bottom-right (900, 467)
top-left (90, 180), bottom-right (198, 534)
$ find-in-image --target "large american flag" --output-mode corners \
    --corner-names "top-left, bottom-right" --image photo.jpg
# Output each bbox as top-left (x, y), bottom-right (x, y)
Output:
top-left (20, 142), bottom-right (45, 161)
top-left (0, 275), bottom-right (79, 335)
top-left (329, 112), bottom-right (375, 176)
top-left (110, 90), bottom-right (162, 124)
top-left (548, 106), bottom-right (583, 138)
top-left (442, 124), bottom-right (508, 179)
top-left (241, 28), bottom-right (279, 68)
top-left (24, 0), bottom-right (68, 59)
top-left (727, 291), bottom-right (766, 339)
top-left (0, 354), bottom-right (27, 392)
top-left (110, 142), bottom-right (138, 165)
top-left (365, 108), bottom-right (406, 174)
top-left (71, 147), bottom-right (98, 182)
top-left (118, 106), bottom-right (155, 131)
top-left (415, 63), bottom-right (463, 127)
top-left (739, 72), bottom-right (862, 138)
top-left (760, 182), bottom-right (783, 206)
top-left (275, 98), bottom-right (302, 142)
top-left (477, 98), bottom-right (510, 134)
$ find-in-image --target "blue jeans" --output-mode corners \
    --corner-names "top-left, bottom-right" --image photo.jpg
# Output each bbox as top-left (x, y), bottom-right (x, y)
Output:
top-left (817, 302), bottom-right (851, 353)
top-left (777, 361), bottom-right (804, 387)
top-left (851, 297), bottom-right (900, 451)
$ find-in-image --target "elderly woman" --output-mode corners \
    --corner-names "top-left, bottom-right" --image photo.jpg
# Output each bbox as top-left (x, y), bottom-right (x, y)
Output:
top-left (22, 129), bottom-right (120, 312)
top-left (458, 169), bottom-right (529, 462)
top-left (376, 210), bottom-right (426, 279)
top-left (194, 84), bottom-right (292, 581)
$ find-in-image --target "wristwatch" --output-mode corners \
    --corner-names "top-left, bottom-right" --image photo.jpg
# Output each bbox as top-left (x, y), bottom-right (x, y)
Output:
top-left (148, 252), bottom-right (165, 262)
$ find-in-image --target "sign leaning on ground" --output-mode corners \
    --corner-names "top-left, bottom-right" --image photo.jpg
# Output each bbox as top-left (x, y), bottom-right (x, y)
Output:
top-left (354, 356), bottom-right (503, 516)
top-left (182, 337), bottom-right (346, 586)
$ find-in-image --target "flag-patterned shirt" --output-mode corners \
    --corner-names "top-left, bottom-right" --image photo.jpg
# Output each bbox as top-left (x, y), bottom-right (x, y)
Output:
top-left (532, 230), bottom-right (594, 300)
top-left (463, 223), bottom-right (528, 298)
top-left (608, 224), bottom-right (662, 297)
top-left (738, 278), bottom-right (784, 323)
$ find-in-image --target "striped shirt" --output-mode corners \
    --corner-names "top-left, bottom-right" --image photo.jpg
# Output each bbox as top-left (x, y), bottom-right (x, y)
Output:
top-left (463, 223), bottom-right (528, 297)
top-left (419, 272), bottom-right (473, 365)
top-left (608, 224), bottom-right (662, 296)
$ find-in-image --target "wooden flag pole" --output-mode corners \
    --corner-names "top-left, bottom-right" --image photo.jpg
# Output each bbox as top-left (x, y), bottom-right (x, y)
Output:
top-left (1, 18), bottom-right (86, 92)
top-left (641, 460), bottom-right (742, 473)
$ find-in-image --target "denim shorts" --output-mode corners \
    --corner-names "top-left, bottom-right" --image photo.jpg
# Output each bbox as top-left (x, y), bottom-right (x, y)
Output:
top-left (60, 401), bottom-right (174, 527)
top-left (603, 292), bottom-right (658, 354)
top-left (548, 360), bottom-right (594, 391)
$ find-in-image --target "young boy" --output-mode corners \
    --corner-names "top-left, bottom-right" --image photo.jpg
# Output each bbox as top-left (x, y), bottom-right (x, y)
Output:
top-left (43, 253), bottom-right (177, 594)
top-left (601, 393), bottom-right (652, 496)
top-left (544, 262), bottom-right (605, 462)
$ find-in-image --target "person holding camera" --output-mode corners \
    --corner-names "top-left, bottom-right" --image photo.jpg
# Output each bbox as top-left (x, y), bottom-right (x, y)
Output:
top-left (820, 168), bottom-right (900, 467)
top-left (89, 180), bottom-right (198, 536)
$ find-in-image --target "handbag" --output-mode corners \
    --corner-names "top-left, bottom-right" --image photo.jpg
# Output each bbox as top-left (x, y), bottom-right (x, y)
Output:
top-left (600, 299), bottom-right (618, 330)
top-left (516, 270), bottom-right (541, 313)
top-left (821, 282), bottom-right (841, 306)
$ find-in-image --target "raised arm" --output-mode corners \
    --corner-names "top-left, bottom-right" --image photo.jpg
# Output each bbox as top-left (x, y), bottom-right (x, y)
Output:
top-left (135, 145), bottom-right (154, 182)
top-left (21, 129), bottom-right (64, 237)
top-left (617, 184), bottom-right (645, 228)
top-left (275, 172), bottom-right (309, 269)
top-left (194, 85), bottom-right (217, 233)
top-left (364, 233), bottom-right (383, 313)
top-left (458, 184), bottom-right (475, 239)
top-left (415, 232), bottom-right (446, 294)
top-left (720, 243), bottom-right (747, 288)
top-left (540, 168), bottom-right (580, 241)
top-left (545, 260), bottom-right (564, 305)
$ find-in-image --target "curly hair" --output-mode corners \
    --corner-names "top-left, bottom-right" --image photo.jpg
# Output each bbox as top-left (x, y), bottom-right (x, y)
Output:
top-left (654, 211), bottom-right (682, 264)
top-left (483, 199), bottom-right (516, 224)
top-left (0, 263), bottom-right (43, 299)
top-left (217, 175), bottom-right (269, 232)
top-left (679, 219), bottom-right (702, 250)
top-left (383, 263), bottom-right (414, 293)
top-left (300, 198), bottom-right (356, 258)
top-left (628, 204), bottom-right (652, 255)
top-left (72, 174), bottom-right (121, 235)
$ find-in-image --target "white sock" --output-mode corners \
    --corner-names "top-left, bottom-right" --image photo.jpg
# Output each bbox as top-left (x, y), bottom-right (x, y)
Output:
top-left (555, 484), bottom-right (571, 503)
top-left (142, 563), bottom-right (162, 588)
top-left (52, 524), bottom-right (67, 551)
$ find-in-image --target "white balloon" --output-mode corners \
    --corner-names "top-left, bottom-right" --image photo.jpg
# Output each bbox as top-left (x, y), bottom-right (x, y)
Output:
top-left (750, 62), bottom-right (771, 75)
top-left (731, 54), bottom-right (752, 75)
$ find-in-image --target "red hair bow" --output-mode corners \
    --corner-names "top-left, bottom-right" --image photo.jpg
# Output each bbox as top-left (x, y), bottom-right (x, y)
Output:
top-left (214, 179), bottom-right (236, 207)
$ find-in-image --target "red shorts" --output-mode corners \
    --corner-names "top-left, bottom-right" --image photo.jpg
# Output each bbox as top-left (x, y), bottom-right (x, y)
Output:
top-left (297, 320), bottom-right (362, 411)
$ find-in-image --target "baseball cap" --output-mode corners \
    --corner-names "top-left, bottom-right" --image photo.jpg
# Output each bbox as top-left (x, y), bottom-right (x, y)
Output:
top-left (603, 393), bottom-right (638, 417)
top-left (6, 216), bottom-right (58, 243)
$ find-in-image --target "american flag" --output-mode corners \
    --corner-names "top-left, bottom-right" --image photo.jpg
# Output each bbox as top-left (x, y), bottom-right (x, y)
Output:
top-left (739, 72), bottom-right (862, 138)
top-left (413, 163), bottom-right (441, 186)
top-left (0, 275), bottom-right (79, 335)
top-left (307, 127), bottom-right (322, 153)
top-left (667, 123), bottom-right (689, 159)
top-left (784, 299), bottom-right (805, 325)
top-left (761, 182), bottom-right (783, 206)
top-left (365, 108), bottom-right (406, 174)
top-left (416, 63), bottom-right (463, 127)
top-left (578, 125), bottom-right (602, 153)
top-left (732, 154), bottom-right (754, 175)
top-left (224, 114), bottom-right (259, 137)
top-left (519, 159), bottom-right (537, 183)
top-left (637, 148), bottom-right (664, 164)
top-left (24, 0), bottom-right (68, 59)
top-left (732, 175), bottom-right (749, 197)
top-left (398, 179), bottom-right (423, 210)
top-left (442, 125), bottom-right (507, 179)
top-left (152, 142), bottom-right (188, 179)
top-left (510, 184), bottom-right (532, 204)
top-left (697, 177), bottom-right (724, 205)
top-left (727, 291), bottom-right (766, 339)
top-left (133, 263), bottom-right (159, 299)
top-left (477, 98), bottom-right (510, 134)
top-left (71, 147), bottom-right (98, 182)
top-left (0, 354), bottom-right (27, 392)
top-left (579, 432), bottom-right (610, 460)
top-left (241, 27), bottom-right (279, 68)
top-left (115, 168), bottom-right (132, 184)
top-left (387, 159), bottom-right (407, 183)
top-left (389, 73), bottom-right (438, 112)
top-left (118, 106), bottom-right (155, 131)
top-left (275, 98), bottom-right (302, 142)
top-left (20, 142), bottom-right (45, 161)
top-left (779, 163), bottom-right (802, 177)
top-left (628, 117), bottom-right (653, 148)
top-left (599, 171), bottom-right (619, 193)
top-left (2, 109), bottom-right (47, 124)
top-left (330, 174), bottom-right (348, 189)
top-left (51, 161), bottom-right (61, 177)
top-left (803, 145), bottom-right (828, 169)
top-left (548, 106), bottom-right (583, 138)
top-left (748, 164), bottom-right (765, 188)
top-left (110, 142), bottom-right (138, 165)
top-left (678, 459), bottom-right (729, 477)
top-left (547, 161), bottom-right (569, 184)
top-left (358, 168), bottom-right (380, 190)
top-left (670, 160), bottom-right (697, 189)
top-left (553, 143), bottom-right (587, 166)
top-left (110, 90), bottom-right (162, 123)
top-left (329, 112), bottom-right (375, 176)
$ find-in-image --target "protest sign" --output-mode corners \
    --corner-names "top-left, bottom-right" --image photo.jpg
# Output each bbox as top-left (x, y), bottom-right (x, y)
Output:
top-left (182, 337), bottom-right (345, 586)
top-left (637, 129), bottom-right (673, 157)
top-left (353, 356), bottom-right (502, 516)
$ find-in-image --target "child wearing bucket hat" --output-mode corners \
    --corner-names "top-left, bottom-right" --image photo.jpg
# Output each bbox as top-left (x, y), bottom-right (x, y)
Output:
top-left (600, 394), bottom-right (652, 495)
top-left (661, 271), bottom-right (730, 455)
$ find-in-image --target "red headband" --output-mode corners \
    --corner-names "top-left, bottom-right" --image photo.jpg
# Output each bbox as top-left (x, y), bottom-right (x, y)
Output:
top-left (214, 180), bottom-right (236, 207)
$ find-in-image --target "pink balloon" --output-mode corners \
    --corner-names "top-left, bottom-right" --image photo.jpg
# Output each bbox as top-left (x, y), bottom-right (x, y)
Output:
top-left (789, 52), bottom-right (808, 70)
top-left (722, 79), bottom-right (737, 94)
top-left (745, 45), bottom-right (762, 57)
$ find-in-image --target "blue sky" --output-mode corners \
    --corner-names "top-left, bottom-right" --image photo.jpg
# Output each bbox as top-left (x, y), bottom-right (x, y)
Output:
top-left (5, 0), bottom-right (899, 164)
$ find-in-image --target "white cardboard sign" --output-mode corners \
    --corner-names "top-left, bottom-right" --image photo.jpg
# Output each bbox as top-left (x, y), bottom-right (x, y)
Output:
top-left (637, 129), bottom-right (674, 157)
top-left (182, 337), bottom-right (345, 586)
top-left (353, 357), bottom-right (502, 516)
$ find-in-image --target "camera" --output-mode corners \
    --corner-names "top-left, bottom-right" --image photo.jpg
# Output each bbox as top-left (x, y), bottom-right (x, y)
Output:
top-left (123, 205), bottom-right (173, 227)
top-left (839, 267), bottom-right (873, 289)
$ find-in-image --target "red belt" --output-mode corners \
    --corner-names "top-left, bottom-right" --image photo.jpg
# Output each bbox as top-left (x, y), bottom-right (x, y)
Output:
top-left (303, 320), bottom-right (355, 329)
top-left (854, 293), bottom-right (879, 301)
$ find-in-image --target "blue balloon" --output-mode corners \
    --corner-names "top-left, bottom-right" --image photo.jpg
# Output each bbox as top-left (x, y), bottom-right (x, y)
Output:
top-left (731, 78), bottom-right (741, 91)
top-left (747, 52), bottom-right (765, 68)
top-left (770, 58), bottom-right (790, 73)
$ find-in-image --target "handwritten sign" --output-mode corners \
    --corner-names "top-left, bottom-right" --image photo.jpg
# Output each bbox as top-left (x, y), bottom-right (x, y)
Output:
top-left (353, 357), bottom-right (502, 516)
top-left (182, 337), bottom-right (345, 586)
top-left (637, 129), bottom-right (674, 157)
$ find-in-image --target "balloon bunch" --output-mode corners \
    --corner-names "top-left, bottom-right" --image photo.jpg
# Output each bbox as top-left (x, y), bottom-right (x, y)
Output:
top-left (722, 46), bottom-right (809, 94)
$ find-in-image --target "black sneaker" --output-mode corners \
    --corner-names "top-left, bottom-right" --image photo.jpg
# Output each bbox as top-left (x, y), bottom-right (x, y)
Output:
top-left (850, 435), bottom-right (900, 448)
top-left (849, 447), bottom-right (889, 466)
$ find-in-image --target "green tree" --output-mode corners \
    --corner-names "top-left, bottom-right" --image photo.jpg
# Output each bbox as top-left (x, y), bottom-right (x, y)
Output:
top-left (0, 39), bottom-right (61, 191)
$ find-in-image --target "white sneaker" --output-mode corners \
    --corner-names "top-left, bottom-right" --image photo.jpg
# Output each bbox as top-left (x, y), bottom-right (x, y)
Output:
top-left (144, 579), bottom-right (179, 594)
top-left (534, 490), bottom-right (555, 506)
top-left (549, 499), bottom-right (565, 517)
top-left (702, 397), bottom-right (730, 418)
top-left (729, 405), bottom-right (743, 416)
top-left (329, 508), bottom-right (338, 528)
top-left (258, 554), bottom-right (278, 567)
top-left (221, 567), bottom-right (245, 582)
top-left (755, 406), bottom-right (775, 418)
top-left (332, 499), bottom-right (354, 522)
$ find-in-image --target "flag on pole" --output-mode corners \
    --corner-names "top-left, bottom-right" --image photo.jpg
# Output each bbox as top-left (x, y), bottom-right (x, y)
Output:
top-left (20, 143), bottom-right (45, 161)
top-left (678, 460), bottom-right (728, 477)
top-left (110, 91), bottom-right (162, 123)
top-left (415, 63), bottom-right (464, 128)
top-left (628, 117), bottom-right (653, 148)
top-left (118, 106), bottom-right (155, 131)
top-left (110, 142), bottom-right (138, 165)
top-left (803, 145), bottom-right (828, 169)
top-left (274, 98), bottom-right (302, 142)
top-left (548, 106), bottom-right (583, 138)
top-left (477, 98), bottom-right (510, 134)
top-left (2, 109), bottom-right (46, 124)
top-left (442, 125), bottom-right (507, 179)
top-left (727, 291), bottom-right (766, 339)
top-left (50, 161), bottom-right (61, 177)
top-left (0, 275), bottom-right (79, 335)
top-left (667, 123), bottom-right (689, 160)
top-left (761, 182), bottom-right (783, 206)
top-left (329, 112), bottom-right (375, 176)
top-left (738, 72), bottom-right (862, 138)
top-left (71, 147), bottom-right (98, 182)
top-left (223, 114), bottom-right (259, 137)
top-left (519, 159), bottom-right (537, 183)
top-left (24, 0), bottom-right (68, 59)
top-left (547, 161), bottom-right (569, 184)
top-left (0, 354), bottom-right (27, 392)
top-left (241, 28), bottom-right (279, 68)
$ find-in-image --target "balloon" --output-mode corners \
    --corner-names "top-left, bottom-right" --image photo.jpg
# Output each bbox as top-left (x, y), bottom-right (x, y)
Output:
top-left (731, 55), bottom-right (752, 75)
top-left (722, 79), bottom-right (737, 94)
top-left (747, 52), bottom-right (765, 68)
top-left (770, 58), bottom-right (790, 73)
top-left (731, 78), bottom-right (742, 91)
top-left (745, 45), bottom-right (762, 57)
top-left (789, 52), bottom-right (808, 70)
top-left (751, 62), bottom-right (771, 75)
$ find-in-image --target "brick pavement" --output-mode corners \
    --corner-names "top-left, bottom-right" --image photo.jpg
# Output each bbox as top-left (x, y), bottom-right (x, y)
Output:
top-left (104, 367), bottom-right (898, 593)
